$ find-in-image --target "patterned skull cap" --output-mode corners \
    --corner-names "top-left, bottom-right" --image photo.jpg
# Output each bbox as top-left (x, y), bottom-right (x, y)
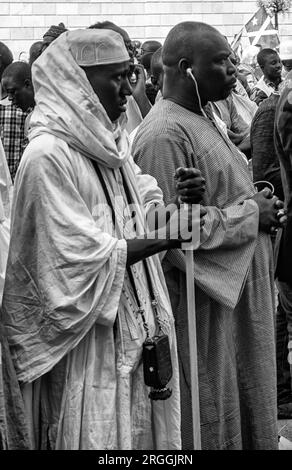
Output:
top-left (69, 29), bottom-right (130, 66)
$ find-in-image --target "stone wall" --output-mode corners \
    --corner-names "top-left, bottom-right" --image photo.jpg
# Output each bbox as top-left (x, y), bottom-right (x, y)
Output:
top-left (1, 0), bottom-right (292, 59)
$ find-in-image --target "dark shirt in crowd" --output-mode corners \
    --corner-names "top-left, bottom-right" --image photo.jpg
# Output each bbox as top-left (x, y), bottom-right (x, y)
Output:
top-left (251, 93), bottom-right (284, 200)
top-left (274, 82), bottom-right (292, 285)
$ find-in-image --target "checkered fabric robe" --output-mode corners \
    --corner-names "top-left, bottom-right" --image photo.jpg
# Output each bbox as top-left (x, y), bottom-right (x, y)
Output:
top-left (0, 104), bottom-right (28, 181)
top-left (133, 98), bottom-right (278, 450)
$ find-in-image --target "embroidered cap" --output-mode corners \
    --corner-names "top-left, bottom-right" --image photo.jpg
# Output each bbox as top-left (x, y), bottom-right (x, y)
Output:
top-left (43, 23), bottom-right (68, 44)
top-left (69, 29), bottom-right (130, 66)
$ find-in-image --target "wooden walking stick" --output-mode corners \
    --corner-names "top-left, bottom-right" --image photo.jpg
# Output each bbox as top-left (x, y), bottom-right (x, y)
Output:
top-left (183, 203), bottom-right (201, 450)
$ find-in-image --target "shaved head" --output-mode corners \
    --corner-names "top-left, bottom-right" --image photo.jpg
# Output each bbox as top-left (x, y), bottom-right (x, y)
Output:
top-left (2, 61), bottom-right (32, 84)
top-left (162, 21), bottom-right (236, 108)
top-left (162, 21), bottom-right (222, 67)
top-left (2, 61), bottom-right (34, 111)
top-left (29, 41), bottom-right (44, 66)
top-left (0, 41), bottom-right (13, 78)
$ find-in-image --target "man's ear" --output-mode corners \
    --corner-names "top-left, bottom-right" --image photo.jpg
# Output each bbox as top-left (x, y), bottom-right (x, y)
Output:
top-left (24, 78), bottom-right (32, 89)
top-left (178, 58), bottom-right (191, 78)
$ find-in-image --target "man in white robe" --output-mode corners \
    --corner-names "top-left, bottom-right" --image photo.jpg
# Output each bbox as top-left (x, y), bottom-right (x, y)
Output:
top-left (1, 28), bottom-right (206, 450)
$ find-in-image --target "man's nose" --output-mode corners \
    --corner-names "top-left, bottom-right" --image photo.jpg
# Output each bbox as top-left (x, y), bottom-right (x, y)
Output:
top-left (228, 59), bottom-right (236, 75)
top-left (123, 76), bottom-right (133, 96)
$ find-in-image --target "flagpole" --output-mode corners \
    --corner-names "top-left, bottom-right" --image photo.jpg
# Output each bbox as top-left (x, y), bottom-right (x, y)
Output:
top-left (274, 12), bottom-right (279, 30)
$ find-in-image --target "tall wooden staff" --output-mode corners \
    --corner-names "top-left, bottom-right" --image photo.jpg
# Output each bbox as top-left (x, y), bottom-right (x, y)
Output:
top-left (183, 203), bottom-right (201, 449)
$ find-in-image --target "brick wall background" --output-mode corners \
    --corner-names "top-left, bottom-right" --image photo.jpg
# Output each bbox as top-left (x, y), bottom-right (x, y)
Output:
top-left (1, 0), bottom-right (292, 60)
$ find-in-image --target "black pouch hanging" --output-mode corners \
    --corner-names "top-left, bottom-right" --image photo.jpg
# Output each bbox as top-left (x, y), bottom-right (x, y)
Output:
top-left (142, 334), bottom-right (173, 400)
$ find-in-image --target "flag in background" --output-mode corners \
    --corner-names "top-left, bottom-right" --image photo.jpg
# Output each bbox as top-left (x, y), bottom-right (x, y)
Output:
top-left (230, 27), bottom-right (244, 54)
top-left (245, 6), bottom-right (280, 49)
top-left (230, 6), bottom-right (280, 54)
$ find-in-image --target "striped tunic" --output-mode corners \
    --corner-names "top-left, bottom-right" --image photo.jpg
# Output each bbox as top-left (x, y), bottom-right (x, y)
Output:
top-left (132, 98), bottom-right (278, 450)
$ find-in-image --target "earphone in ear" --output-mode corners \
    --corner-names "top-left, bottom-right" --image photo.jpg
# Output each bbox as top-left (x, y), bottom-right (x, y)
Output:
top-left (185, 67), bottom-right (208, 119)
top-left (186, 67), bottom-right (193, 77)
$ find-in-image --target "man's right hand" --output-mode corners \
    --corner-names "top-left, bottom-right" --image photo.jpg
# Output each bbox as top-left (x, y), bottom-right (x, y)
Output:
top-left (251, 188), bottom-right (286, 234)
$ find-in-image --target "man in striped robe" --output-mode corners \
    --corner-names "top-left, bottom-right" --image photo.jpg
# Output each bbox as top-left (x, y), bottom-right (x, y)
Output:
top-left (132, 21), bottom-right (285, 450)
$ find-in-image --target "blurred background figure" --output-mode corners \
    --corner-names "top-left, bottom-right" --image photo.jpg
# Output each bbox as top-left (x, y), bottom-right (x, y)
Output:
top-left (238, 45), bottom-right (261, 94)
top-left (250, 48), bottom-right (282, 106)
top-left (279, 40), bottom-right (292, 79)
top-left (132, 40), bottom-right (141, 64)
top-left (28, 41), bottom-right (44, 67)
top-left (138, 40), bottom-right (162, 105)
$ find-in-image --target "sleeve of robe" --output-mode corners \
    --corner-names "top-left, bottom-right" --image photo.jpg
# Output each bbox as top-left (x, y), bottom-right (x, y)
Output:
top-left (2, 136), bottom-right (127, 383)
top-left (133, 131), bottom-right (259, 309)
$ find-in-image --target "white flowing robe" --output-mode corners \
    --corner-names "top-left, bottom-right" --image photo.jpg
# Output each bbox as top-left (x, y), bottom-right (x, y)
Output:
top-left (2, 31), bottom-right (181, 450)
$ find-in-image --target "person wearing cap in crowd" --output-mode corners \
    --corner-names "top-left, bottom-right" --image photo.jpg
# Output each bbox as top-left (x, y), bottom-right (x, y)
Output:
top-left (1, 28), bottom-right (206, 450)
top-left (273, 40), bottom-right (292, 420)
top-left (42, 22), bottom-right (68, 52)
top-left (89, 21), bottom-right (152, 134)
top-left (132, 21), bottom-right (286, 450)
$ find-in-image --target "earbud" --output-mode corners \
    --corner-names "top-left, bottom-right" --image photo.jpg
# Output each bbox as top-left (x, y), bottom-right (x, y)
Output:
top-left (186, 67), bottom-right (193, 77)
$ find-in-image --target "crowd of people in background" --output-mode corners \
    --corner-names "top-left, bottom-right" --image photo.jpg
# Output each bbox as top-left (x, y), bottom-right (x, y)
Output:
top-left (0, 17), bottom-right (291, 450)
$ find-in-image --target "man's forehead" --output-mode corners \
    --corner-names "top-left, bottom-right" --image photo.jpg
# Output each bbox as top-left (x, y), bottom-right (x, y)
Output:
top-left (2, 74), bottom-right (16, 86)
top-left (266, 52), bottom-right (280, 61)
top-left (98, 60), bottom-right (131, 73)
top-left (197, 32), bottom-right (229, 52)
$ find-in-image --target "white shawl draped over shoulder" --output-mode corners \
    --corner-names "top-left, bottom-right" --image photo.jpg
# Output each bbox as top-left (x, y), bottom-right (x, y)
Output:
top-left (2, 31), bottom-right (181, 449)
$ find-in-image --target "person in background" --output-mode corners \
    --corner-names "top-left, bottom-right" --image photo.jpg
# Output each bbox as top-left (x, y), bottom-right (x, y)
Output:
top-left (0, 127), bottom-right (30, 450)
top-left (237, 44), bottom-right (261, 95)
top-left (28, 41), bottom-right (44, 67)
top-left (2, 62), bottom-right (35, 114)
top-left (251, 48), bottom-right (282, 106)
top-left (133, 21), bottom-right (285, 450)
top-left (211, 94), bottom-right (252, 158)
top-left (279, 40), bottom-right (292, 82)
top-left (150, 47), bottom-right (164, 103)
top-left (2, 62), bottom-right (35, 139)
top-left (0, 42), bottom-right (28, 181)
top-left (251, 94), bottom-right (283, 200)
top-left (273, 46), bottom-right (292, 419)
top-left (132, 40), bottom-right (141, 63)
top-left (42, 22), bottom-right (68, 52)
top-left (139, 40), bottom-right (162, 105)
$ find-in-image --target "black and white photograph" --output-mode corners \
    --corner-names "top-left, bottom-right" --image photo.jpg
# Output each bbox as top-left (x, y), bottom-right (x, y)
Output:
top-left (0, 0), bottom-right (292, 453)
